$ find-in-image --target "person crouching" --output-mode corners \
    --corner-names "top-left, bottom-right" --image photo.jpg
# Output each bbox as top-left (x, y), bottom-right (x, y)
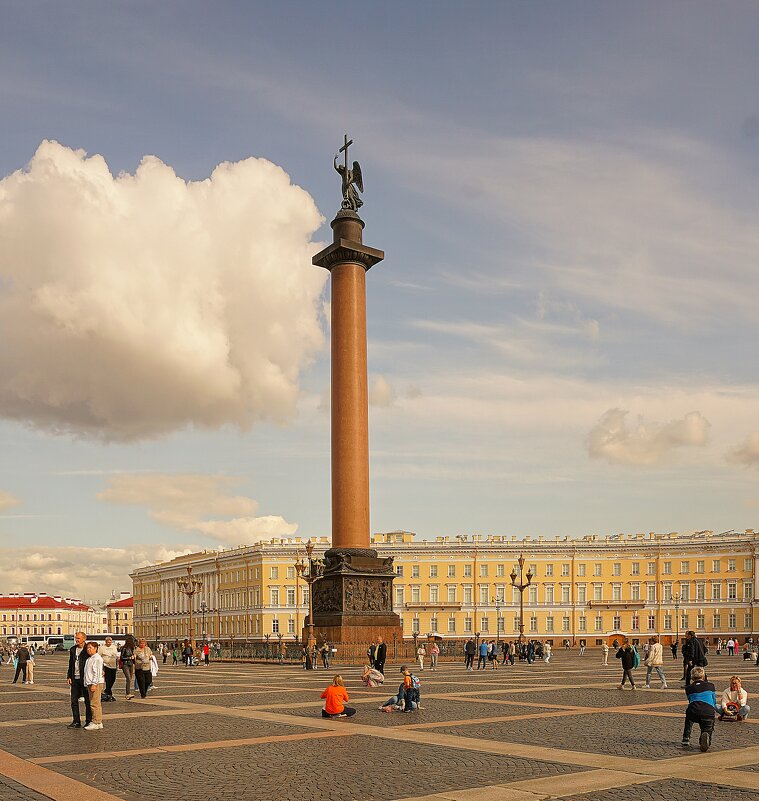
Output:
top-left (682, 666), bottom-right (716, 751)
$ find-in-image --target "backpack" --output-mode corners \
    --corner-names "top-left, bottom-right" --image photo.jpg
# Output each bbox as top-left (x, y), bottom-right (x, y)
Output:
top-left (632, 646), bottom-right (640, 669)
top-left (411, 674), bottom-right (421, 689)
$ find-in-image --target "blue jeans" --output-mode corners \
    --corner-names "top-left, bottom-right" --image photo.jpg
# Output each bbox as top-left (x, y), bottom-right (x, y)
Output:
top-left (645, 666), bottom-right (667, 686)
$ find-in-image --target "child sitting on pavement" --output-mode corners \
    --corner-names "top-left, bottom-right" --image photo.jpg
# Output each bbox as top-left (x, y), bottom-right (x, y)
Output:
top-left (717, 676), bottom-right (750, 720)
top-left (682, 666), bottom-right (717, 751)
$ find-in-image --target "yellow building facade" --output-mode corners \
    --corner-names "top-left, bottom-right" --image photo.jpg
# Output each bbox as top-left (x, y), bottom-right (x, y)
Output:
top-left (131, 529), bottom-right (759, 645)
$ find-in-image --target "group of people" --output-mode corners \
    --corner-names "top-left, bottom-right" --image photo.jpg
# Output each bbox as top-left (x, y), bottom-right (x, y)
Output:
top-left (301, 641), bottom-right (333, 670)
top-left (463, 638), bottom-right (550, 669)
top-left (5, 641), bottom-right (37, 684)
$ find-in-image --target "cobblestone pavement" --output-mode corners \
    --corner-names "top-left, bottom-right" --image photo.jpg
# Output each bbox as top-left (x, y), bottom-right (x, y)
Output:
top-left (1, 652), bottom-right (758, 801)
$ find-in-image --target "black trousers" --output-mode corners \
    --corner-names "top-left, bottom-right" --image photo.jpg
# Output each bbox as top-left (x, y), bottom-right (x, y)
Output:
top-left (70, 677), bottom-right (91, 724)
top-left (136, 669), bottom-right (152, 698)
top-left (374, 660), bottom-right (385, 675)
top-left (13, 662), bottom-right (27, 683)
top-left (683, 710), bottom-right (715, 742)
top-left (103, 666), bottom-right (117, 698)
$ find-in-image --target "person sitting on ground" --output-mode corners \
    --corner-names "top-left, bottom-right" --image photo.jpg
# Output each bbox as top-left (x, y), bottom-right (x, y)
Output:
top-left (682, 666), bottom-right (717, 752)
top-left (320, 674), bottom-right (355, 718)
top-left (717, 676), bottom-right (750, 720)
top-left (403, 666), bottom-right (423, 711)
top-left (361, 664), bottom-right (385, 687)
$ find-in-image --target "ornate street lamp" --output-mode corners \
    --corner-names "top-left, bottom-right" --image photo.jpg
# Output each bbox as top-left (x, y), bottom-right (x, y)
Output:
top-left (200, 600), bottom-right (207, 640)
top-left (294, 539), bottom-right (324, 652)
top-left (176, 566), bottom-right (202, 654)
top-left (510, 555), bottom-right (533, 644)
top-left (674, 592), bottom-right (681, 650)
top-left (492, 593), bottom-right (503, 647)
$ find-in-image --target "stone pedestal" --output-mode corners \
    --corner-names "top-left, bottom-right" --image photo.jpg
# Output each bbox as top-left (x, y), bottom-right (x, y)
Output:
top-left (307, 548), bottom-right (402, 644)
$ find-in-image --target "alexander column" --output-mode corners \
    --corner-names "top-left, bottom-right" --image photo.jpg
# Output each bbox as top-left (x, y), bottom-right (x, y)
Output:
top-left (310, 135), bottom-right (402, 644)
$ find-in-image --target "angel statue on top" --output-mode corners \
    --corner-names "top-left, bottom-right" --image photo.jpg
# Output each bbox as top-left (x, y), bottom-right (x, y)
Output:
top-left (334, 136), bottom-right (364, 212)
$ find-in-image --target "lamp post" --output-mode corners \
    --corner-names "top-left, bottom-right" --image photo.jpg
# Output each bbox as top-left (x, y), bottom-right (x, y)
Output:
top-left (200, 600), bottom-right (207, 641)
top-left (176, 566), bottom-right (202, 654)
top-left (294, 539), bottom-right (324, 652)
top-left (153, 603), bottom-right (159, 646)
top-left (674, 592), bottom-right (681, 650)
top-left (492, 594), bottom-right (503, 647)
top-left (510, 555), bottom-right (533, 644)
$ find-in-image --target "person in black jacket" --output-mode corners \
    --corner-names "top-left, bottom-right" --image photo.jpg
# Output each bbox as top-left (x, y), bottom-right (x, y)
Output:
top-left (12, 645), bottom-right (29, 684)
top-left (683, 630), bottom-right (708, 686)
top-left (66, 631), bottom-right (91, 728)
top-left (615, 640), bottom-right (637, 689)
top-left (373, 637), bottom-right (387, 675)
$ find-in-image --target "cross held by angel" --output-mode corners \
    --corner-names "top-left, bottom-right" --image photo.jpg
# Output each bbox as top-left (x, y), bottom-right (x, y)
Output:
top-left (334, 134), bottom-right (363, 212)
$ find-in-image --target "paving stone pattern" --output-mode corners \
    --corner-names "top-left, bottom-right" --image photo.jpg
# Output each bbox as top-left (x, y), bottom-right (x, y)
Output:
top-left (0, 776), bottom-right (54, 801)
top-left (50, 736), bottom-right (585, 801)
top-left (555, 779), bottom-right (759, 801)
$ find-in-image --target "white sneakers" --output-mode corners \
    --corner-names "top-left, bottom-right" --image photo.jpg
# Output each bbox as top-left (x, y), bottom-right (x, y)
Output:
top-left (84, 722), bottom-right (104, 731)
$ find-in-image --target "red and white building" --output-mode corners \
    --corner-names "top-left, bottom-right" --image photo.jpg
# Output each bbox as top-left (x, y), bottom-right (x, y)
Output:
top-left (106, 593), bottom-right (133, 635)
top-left (0, 593), bottom-right (105, 639)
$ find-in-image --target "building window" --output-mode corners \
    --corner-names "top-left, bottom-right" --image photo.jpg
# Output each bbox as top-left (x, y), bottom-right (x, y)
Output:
top-left (612, 615), bottom-right (621, 630)
top-left (429, 565), bottom-right (438, 578)
top-left (448, 616), bottom-right (456, 633)
top-left (544, 585), bottom-right (554, 604)
top-left (411, 587), bottom-right (421, 604)
top-left (412, 618), bottom-right (420, 633)
top-left (270, 589), bottom-right (279, 607)
top-left (681, 614), bottom-right (688, 630)
top-left (631, 562), bottom-right (640, 575)
top-left (562, 616), bottom-right (570, 632)
top-left (577, 585), bottom-right (587, 604)
top-left (480, 564), bottom-right (488, 578)
top-left (663, 584), bottom-right (672, 602)
top-left (663, 615), bottom-right (672, 630)
top-left (745, 612), bottom-right (752, 630)
top-left (286, 566), bottom-right (295, 579)
top-left (528, 586), bottom-right (538, 604)
top-left (396, 565), bottom-right (404, 577)
top-left (713, 613), bottom-right (721, 629)
top-left (647, 561), bottom-right (656, 575)
top-left (631, 614), bottom-right (639, 631)
top-left (744, 558), bottom-right (753, 572)
top-left (529, 616), bottom-right (538, 633)
top-left (430, 615), bottom-right (438, 632)
top-left (712, 560), bottom-right (721, 573)
top-left (464, 564), bottom-right (472, 578)
top-left (680, 561), bottom-right (689, 574)
top-left (696, 582), bottom-right (705, 601)
top-left (648, 614), bottom-right (656, 630)
top-left (744, 582), bottom-right (754, 600)
top-left (612, 584), bottom-right (622, 601)
top-left (497, 616), bottom-right (504, 632)
top-left (679, 582), bottom-right (690, 601)
top-left (594, 563), bottom-right (602, 577)
top-left (728, 559), bottom-right (736, 572)
top-left (577, 563), bottom-right (586, 577)
top-left (631, 584), bottom-right (640, 601)
top-left (697, 614), bottom-right (705, 630)
top-left (728, 613), bottom-right (736, 629)
top-left (448, 564), bottom-right (456, 578)
top-left (447, 586), bottom-right (456, 603)
top-left (613, 563), bottom-right (621, 576)
top-left (481, 617), bottom-right (489, 632)
top-left (545, 564), bottom-right (554, 577)
top-left (286, 588), bottom-right (295, 606)
top-left (463, 587), bottom-right (472, 605)
top-left (711, 583), bottom-right (721, 600)
top-left (728, 582), bottom-right (737, 600)
top-left (696, 560), bottom-right (705, 573)
top-left (497, 564), bottom-right (505, 577)
top-left (270, 567), bottom-right (278, 579)
top-left (288, 618), bottom-right (295, 633)
top-left (272, 619), bottom-right (279, 633)
top-left (561, 563), bottom-right (570, 577)
top-left (411, 565), bottom-right (420, 578)
top-left (545, 616), bottom-right (554, 632)
top-left (662, 562), bottom-right (672, 575)
top-left (578, 616), bottom-right (586, 631)
top-left (594, 585), bottom-right (603, 601)
top-left (464, 617), bottom-right (472, 632)
top-left (430, 586), bottom-right (439, 603)
top-left (595, 615), bottom-right (603, 632)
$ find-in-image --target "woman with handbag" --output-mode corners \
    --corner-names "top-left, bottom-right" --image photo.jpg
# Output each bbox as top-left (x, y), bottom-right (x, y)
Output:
top-left (134, 638), bottom-right (153, 698)
top-left (119, 635), bottom-right (136, 700)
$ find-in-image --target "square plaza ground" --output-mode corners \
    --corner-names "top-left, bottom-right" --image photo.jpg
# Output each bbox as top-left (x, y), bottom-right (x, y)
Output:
top-left (1, 651), bottom-right (758, 801)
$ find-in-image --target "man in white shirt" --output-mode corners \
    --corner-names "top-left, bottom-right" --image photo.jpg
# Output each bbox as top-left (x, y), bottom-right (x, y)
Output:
top-left (83, 642), bottom-right (105, 730)
top-left (717, 676), bottom-right (750, 720)
top-left (66, 631), bottom-right (89, 728)
top-left (99, 637), bottom-right (119, 702)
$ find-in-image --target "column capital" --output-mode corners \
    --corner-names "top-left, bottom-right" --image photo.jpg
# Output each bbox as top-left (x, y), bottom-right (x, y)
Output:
top-left (312, 238), bottom-right (384, 272)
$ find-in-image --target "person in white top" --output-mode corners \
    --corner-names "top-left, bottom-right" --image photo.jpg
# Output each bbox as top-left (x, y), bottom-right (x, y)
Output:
top-left (727, 638), bottom-right (736, 656)
top-left (643, 636), bottom-right (668, 689)
top-left (717, 676), bottom-right (750, 720)
top-left (99, 637), bottom-right (119, 702)
top-left (601, 642), bottom-right (610, 665)
top-left (83, 642), bottom-right (105, 730)
top-left (543, 642), bottom-right (552, 664)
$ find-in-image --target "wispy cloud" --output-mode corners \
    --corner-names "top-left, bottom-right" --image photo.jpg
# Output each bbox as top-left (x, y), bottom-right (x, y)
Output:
top-left (726, 433), bottom-right (759, 469)
top-left (0, 491), bottom-right (20, 513)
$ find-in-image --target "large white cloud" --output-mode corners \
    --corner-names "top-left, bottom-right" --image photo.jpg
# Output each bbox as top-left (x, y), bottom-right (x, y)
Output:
top-left (0, 543), bottom-right (195, 604)
top-left (587, 408), bottom-right (710, 466)
top-left (0, 141), bottom-right (327, 440)
top-left (97, 473), bottom-right (297, 545)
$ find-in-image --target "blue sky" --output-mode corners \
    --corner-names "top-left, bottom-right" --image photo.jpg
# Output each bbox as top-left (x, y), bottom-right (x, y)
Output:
top-left (1, 2), bottom-right (758, 601)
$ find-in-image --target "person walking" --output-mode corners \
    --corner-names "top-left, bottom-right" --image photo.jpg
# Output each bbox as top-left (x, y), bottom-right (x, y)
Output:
top-left (643, 635), bottom-right (668, 689)
top-left (682, 630), bottom-right (708, 687)
top-left (616, 640), bottom-right (637, 689)
top-left (120, 634), bottom-right (136, 699)
top-left (429, 641), bottom-right (439, 671)
top-left (204, 641), bottom-right (211, 666)
top-left (602, 642), bottom-right (610, 665)
top-left (526, 640), bottom-right (536, 665)
top-left (417, 642), bottom-right (426, 671)
top-left (671, 640), bottom-right (678, 660)
top-left (172, 644), bottom-right (179, 665)
top-left (727, 638), bottom-right (735, 657)
top-left (579, 639), bottom-right (586, 656)
top-left (162, 642), bottom-right (168, 664)
top-left (66, 631), bottom-right (91, 728)
top-left (367, 642), bottom-right (376, 669)
top-left (83, 641), bottom-right (105, 730)
top-left (100, 636), bottom-right (119, 701)
top-left (134, 638), bottom-right (153, 698)
top-left (182, 640), bottom-right (193, 667)
top-left (543, 641), bottom-right (552, 664)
